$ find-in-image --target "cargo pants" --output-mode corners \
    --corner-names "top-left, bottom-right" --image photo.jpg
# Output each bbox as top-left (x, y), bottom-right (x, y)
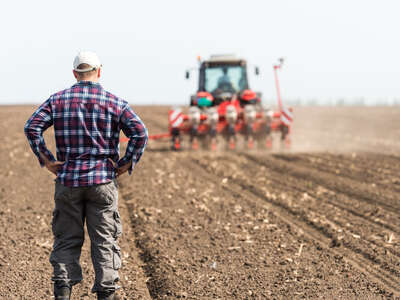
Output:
top-left (50, 180), bottom-right (122, 293)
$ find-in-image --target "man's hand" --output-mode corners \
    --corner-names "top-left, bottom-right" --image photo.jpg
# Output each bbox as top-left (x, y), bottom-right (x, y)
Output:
top-left (45, 161), bottom-right (65, 175)
top-left (39, 153), bottom-right (64, 176)
top-left (116, 161), bottom-right (132, 177)
top-left (108, 159), bottom-right (132, 177)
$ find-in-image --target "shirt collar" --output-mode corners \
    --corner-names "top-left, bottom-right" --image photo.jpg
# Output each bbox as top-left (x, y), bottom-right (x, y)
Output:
top-left (73, 81), bottom-right (102, 88)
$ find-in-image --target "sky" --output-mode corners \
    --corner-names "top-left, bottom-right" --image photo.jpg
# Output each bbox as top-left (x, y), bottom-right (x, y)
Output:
top-left (1, 0), bottom-right (400, 105)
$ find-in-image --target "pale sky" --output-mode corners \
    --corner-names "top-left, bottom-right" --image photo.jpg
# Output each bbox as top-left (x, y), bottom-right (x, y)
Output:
top-left (1, 0), bottom-right (400, 105)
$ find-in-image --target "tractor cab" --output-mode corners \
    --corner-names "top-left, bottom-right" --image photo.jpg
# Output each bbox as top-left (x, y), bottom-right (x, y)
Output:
top-left (199, 55), bottom-right (248, 104)
top-left (188, 55), bottom-right (259, 107)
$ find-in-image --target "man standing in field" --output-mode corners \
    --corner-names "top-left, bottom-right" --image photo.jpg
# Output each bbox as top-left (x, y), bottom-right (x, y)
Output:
top-left (24, 51), bottom-right (148, 300)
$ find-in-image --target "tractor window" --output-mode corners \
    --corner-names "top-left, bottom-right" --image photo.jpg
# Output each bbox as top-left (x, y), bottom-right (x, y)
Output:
top-left (204, 66), bottom-right (247, 93)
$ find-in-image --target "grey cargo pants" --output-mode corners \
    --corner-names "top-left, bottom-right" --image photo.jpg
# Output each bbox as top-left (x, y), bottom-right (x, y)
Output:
top-left (50, 180), bottom-right (122, 293)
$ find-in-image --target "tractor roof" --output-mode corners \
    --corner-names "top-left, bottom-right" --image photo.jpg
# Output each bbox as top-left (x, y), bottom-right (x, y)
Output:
top-left (204, 54), bottom-right (246, 65)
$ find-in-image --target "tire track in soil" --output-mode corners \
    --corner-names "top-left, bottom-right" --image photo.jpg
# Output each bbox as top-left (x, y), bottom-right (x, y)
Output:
top-left (308, 152), bottom-right (400, 175)
top-left (246, 153), bottom-right (400, 214)
top-left (238, 153), bottom-right (400, 269)
top-left (218, 153), bottom-right (400, 272)
top-left (125, 203), bottom-right (170, 299)
top-left (267, 166), bottom-right (400, 261)
top-left (118, 125), bottom-right (171, 299)
top-left (235, 153), bottom-right (400, 296)
top-left (290, 153), bottom-right (400, 192)
top-left (214, 152), bottom-right (400, 265)
top-left (118, 156), bottom-right (179, 299)
top-left (240, 152), bottom-right (400, 232)
top-left (188, 155), bottom-right (400, 298)
top-left (115, 186), bottom-right (153, 300)
top-left (216, 153), bottom-right (400, 235)
top-left (386, 154), bottom-right (400, 163)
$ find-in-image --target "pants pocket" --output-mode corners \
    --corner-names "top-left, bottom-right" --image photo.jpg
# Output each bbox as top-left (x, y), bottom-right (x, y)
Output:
top-left (91, 183), bottom-right (116, 206)
top-left (112, 245), bottom-right (121, 270)
top-left (113, 211), bottom-right (122, 239)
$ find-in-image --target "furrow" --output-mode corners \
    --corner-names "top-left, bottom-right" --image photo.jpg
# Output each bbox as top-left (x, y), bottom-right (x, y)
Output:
top-left (234, 153), bottom-right (400, 234)
top-left (218, 153), bottom-right (400, 261)
top-left (243, 153), bottom-right (399, 214)
top-left (187, 157), bottom-right (400, 297)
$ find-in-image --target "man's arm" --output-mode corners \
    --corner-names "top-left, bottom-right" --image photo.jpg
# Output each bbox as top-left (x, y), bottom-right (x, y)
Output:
top-left (117, 104), bottom-right (148, 176)
top-left (24, 98), bottom-right (57, 167)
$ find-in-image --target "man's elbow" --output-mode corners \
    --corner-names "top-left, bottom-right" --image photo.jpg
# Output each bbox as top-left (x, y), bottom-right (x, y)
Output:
top-left (24, 120), bottom-right (39, 140)
top-left (143, 128), bottom-right (149, 144)
top-left (24, 121), bottom-right (32, 137)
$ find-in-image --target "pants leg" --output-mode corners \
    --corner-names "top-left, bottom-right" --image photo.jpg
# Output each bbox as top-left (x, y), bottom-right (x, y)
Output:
top-left (50, 182), bottom-right (85, 287)
top-left (85, 180), bottom-right (122, 293)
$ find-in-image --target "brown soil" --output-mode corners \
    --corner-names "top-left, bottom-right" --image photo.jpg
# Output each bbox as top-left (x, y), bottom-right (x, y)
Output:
top-left (0, 105), bottom-right (399, 299)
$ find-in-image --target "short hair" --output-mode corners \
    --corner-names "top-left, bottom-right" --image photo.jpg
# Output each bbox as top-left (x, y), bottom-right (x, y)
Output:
top-left (75, 63), bottom-right (97, 79)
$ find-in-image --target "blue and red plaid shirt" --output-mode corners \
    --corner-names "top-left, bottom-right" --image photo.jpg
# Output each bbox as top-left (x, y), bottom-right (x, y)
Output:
top-left (24, 81), bottom-right (148, 187)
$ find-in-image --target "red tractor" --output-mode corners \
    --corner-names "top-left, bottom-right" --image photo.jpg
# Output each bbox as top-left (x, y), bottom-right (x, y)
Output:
top-left (167, 55), bottom-right (293, 150)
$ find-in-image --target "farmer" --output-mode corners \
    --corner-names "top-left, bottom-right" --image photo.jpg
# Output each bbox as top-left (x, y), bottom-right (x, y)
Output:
top-left (217, 67), bottom-right (233, 90)
top-left (24, 51), bottom-right (148, 300)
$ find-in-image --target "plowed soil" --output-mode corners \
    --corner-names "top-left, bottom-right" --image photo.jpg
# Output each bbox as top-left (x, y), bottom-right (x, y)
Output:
top-left (0, 105), bottom-right (399, 299)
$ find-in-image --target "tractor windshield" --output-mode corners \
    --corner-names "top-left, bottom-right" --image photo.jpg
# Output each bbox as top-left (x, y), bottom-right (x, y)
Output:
top-left (204, 65), bottom-right (248, 94)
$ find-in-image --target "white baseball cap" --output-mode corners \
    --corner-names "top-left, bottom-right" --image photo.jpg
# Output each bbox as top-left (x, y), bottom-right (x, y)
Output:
top-left (73, 51), bottom-right (102, 72)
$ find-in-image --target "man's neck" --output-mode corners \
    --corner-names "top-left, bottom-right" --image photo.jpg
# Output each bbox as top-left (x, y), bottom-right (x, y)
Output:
top-left (77, 77), bottom-right (99, 83)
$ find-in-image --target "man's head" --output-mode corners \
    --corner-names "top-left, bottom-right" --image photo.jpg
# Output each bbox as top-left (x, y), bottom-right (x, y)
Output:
top-left (73, 51), bottom-right (102, 82)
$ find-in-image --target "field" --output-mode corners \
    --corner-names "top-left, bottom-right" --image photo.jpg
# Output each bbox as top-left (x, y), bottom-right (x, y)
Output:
top-left (0, 105), bottom-right (399, 299)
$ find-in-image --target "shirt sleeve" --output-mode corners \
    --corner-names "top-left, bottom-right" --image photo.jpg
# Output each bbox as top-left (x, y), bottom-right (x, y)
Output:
top-left (118, 104), bottom-right (148, 174)
top-left (24, 98), bottom-right (56, 167)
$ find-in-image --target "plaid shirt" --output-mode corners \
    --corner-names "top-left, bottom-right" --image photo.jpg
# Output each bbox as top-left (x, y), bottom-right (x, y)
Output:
top-left (24, 81), bottom-right (148, 187)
